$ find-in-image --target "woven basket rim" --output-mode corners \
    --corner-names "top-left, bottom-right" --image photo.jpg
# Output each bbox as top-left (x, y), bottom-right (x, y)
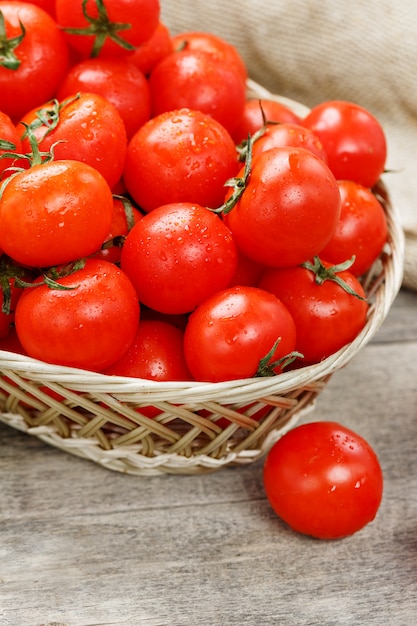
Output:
top-left (0, 81), bottom-right (405, 407)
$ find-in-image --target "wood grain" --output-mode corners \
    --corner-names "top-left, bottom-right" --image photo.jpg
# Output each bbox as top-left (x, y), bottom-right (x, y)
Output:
top-left (1, 288), bottom-right (416, 626)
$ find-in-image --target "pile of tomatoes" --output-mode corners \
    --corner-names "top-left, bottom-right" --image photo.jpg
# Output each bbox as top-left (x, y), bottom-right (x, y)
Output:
top-left (0, 0), bottom-right (388, 540)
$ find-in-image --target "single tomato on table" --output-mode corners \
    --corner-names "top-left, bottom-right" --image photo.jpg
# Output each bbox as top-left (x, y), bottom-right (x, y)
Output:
top-left (263, 421), bottom-right (383, 539)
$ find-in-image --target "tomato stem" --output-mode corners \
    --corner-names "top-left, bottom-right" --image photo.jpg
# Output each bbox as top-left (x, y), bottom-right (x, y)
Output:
top-left (21, 94), bottom-right (81, 142)
top-left (213, 134), bottom-right (253, 215)
top-left (63, 0), bottom-right (135, 57)
top-left (0, 10), bottom-right (26, 71)
top-left (301, 256), bottom-right (368, 301)
top-left (256, 337), bottom-right (304, 377)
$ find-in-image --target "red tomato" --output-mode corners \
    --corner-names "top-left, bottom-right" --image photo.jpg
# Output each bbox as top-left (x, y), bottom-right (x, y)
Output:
top-left (105, 319), bottom-right (192, 381)
top-left (319, 180), bottom-right (388, 276)
top-left (55, 0), bottom-right (160, 58)
top-left (0, 1), bottom-right (69, 121)
top-left (93, 196), bottom-right (142, 264)
top-left (57, 57), bottom-right (151, 139)
top-left (120, 202), bottom-right (238, 315)
top-left (14, 258), bottom-right (140, 371)
top-left (27, 0), bottom-right (56, 17)
top-left (251, 122), bottom-right (328, 162)
top-left (258, 258), bottom-right (369, 364)
top-left (302, 100), bottom-right (387, 188)
top-left (129, 21), bottom-right (173, 75)
top-left (263, 421), bottom-right (383, 539)
top-left (0, 109), bottom-right (23, 179)
top-left (232, 98), bottom-right (302, 145)
top-left (18, 92), bottom-right (127, 189)
top-left (171, 31), bottom-right (248, 82)
top-left (0, 160), bottom-right (114, 267)
top-left (183, 285), bottom-right (297, 382)
top-left (123, 108), bottom-right (239, 213)
top-left (0, 258), bottom-right (27, 338)
top-left (148, 48), bottom-right (246, 135)
top-left (224, 147), bottom-right (341, 268)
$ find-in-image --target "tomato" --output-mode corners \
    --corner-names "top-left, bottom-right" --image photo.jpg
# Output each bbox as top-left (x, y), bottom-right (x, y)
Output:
top-left (0, 159), bottom-right (114, 267)
top-left (302, 100), bottom-right (387, 188)
top-left (105, 319), bottom-right (192, 381)
top-left (183, 285), bottom-right (297, 382)
top-left (0, 257), bottom-right (27, 338)
top-left (148, 48), bottom-right (246, 135)
top-left (228, 250), bottom-right (265, 288)
top-left (55, 0), bottom-right (160, 58)
top-left (171, 31), bottom-right (248, 82)
top-left (57, 57), bottom-right (151, 139)
top-left (319, 180), bottom-right (388, 277)
top-left (0, 109), bottom-right (22, 179)
top-left (224, 147), bottom-right (341, 268)
top-left (129, 21), bottom-right (173, 75)
top-left (232, 98), bottom-right (302, 145)
top-left (0, 1), bottom-right (69, 121)
top-left (18, 92), bottom-right (127, 189)
top-left (120, 202), bottom-right (238, 315)
top-left (123, 108), bottom-right (239, 213)
top-left (251, 122), bottom-right (328, 162)
top-left (263, 421), bottom-right (383, 539)
top-left (93, 196), bottom-right (142, 264)
top-left (27, 0), bottom-right (56, 18)
top-left (14, 258), bottom-right (140, 371)
top-left (258, 258), bottom-right (369, 364)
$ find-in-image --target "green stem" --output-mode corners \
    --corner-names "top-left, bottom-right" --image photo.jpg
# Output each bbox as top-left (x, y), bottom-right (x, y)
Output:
top-left (0, 11), bottom-right (26, 70)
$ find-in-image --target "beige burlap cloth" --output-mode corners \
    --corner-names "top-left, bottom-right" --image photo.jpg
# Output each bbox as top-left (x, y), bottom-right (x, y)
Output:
top-left (161, 0), bottom-right (417, 291)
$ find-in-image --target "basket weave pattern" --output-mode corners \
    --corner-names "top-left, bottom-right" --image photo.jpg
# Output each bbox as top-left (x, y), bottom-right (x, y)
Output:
top-left (0, 83), bottom-right (405, 475)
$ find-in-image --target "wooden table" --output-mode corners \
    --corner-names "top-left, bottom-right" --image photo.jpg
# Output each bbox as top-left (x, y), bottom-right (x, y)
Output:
top-left (1, 287), bottom-right (416, 626)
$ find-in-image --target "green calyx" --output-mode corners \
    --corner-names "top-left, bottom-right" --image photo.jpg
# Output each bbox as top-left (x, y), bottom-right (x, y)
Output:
top-left (256, 337), bottom-right (304, 377)
top-left (0, 10), bottom-right (26, 71)
top-left (301, 256), bottom-right (367, 301)
top-left (63, 0), bottom-right (135, 58)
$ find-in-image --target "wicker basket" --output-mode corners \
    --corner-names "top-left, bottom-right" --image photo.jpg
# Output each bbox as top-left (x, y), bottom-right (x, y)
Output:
top-left (0, 82), bottom-right (405, 475)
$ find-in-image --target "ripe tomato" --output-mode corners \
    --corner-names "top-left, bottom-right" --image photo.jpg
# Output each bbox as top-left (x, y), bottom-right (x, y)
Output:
top-left (120, 202), bottom-right (238, 314)
top-left (93, 196), bottom-right (142, 264)
top-left (0, 160), bottom-right (114, 267)
top-left (18, 92), bottom-right (127, 189)
top-left (0, 1), bottom-right (69, 121)
top-left (302, 100), bottom-right (387, 188)
top-left (55, 0), bottom-right (160, 58)
top-left (57, 57), bottom-right (151, 139)
top-left (14, 258), bottom-right (140, 371)
top-left (251, 122), bottom-right (328, 162)
top-left (171, 31), bottom-right (248, 82)
top-left (129, 21), bottom-right (173, 75)
top-left (224, 147), bottom-right (341, 268)
top-left (105, 319), bottom-right (192, 381)
top-left (123, 108), bottom-right (239, 213)
top-left (258, 258), bottom-right (369, 364)
top-left (0, 109), bottom-right (22, 179)
top-left (263, 421), bottom-right (383, 539)
top-left (183, 285), bottom-right (297, 382)
top-left (148, 48), bottom-right (246, 135)
top-left (319, 180), bottom-right (388, 277)
top-left (232, 98), bottom-right (302, 145)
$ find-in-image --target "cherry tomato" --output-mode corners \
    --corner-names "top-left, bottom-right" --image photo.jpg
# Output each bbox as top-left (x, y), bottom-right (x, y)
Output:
top-left (0, 1), bottom-right (69, 122)
top-left (251, 122), bottom-right (328, 162)
top-left (120, 202), bottom-right (238, 315)
top-left (123, 108), bottom-right (239, 213)
top-left (302, 100), bottom-right (387, 188)
top-left (14, 258), bottom-right (140, 371)
top-left (57, 57), bottom-right (151, 139)
top-left (232, 98), bottom-right (302, 145)
top-left (55, 0), bottom-right (160, 58)
top-left (148, 48), bottom-right (246, 135)
top-left (319, 180), bottom-right (388, 277)
top-left (0, 159), bottom-right (114, 267)
top-left (171, 31), bottom-right (248, 82)
top-left (129, 21), bottom-right (173, 75)
top-left (105, 319), bottom-right (192, 381)
top-left (263, 421), bottom-right (383, 539)
top-left (183, 285), bottom-right (297, 382)
top-left (258, 258), bottom-right (369, 364)
top-left (18, 92), bottom-right (127, 189)
top-left (224, 147), bottom-right (341, 268)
